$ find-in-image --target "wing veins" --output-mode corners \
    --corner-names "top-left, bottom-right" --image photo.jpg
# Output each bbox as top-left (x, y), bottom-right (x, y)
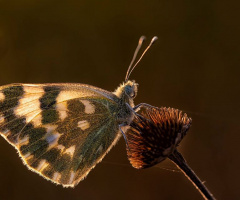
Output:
top-left (28, 117), bottom-right (111, 173)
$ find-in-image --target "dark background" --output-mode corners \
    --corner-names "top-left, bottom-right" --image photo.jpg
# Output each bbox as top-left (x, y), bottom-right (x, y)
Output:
top-left (0, 1), bottom-right (239, 200)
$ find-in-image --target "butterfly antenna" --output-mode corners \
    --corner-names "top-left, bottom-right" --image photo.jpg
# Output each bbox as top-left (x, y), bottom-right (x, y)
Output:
top-left (126, 36), bottom-right (158, 81)
top-left (125, 36), bottom-right (146, 82)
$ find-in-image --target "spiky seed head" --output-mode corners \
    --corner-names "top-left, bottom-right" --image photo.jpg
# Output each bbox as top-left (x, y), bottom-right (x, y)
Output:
top-left (126, 107), bottom-right (192, 169)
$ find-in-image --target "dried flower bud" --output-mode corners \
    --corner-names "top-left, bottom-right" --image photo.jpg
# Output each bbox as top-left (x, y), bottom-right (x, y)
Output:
top-left (126, 107), bottom-right (192, 169)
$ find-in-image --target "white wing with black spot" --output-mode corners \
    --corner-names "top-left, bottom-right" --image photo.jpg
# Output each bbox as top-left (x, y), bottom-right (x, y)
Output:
top-left (0, 83), bottom-right (121, 187)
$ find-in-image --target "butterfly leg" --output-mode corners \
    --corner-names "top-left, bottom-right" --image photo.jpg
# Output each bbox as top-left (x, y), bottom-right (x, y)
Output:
top-left (119, 123), bottom-right (130, 151)
top-left (133, 103), bottom-right (158, 111)
top-left (131, 103), bottom-right (159, 124)
top-left (126, 103), bottom-right (152, 120)
top-left (125, 103), bottom-right (140, 117)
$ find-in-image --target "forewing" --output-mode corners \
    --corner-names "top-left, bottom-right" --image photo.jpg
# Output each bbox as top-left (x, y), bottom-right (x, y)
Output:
top-left (0, 83), bottom-right (120, 187)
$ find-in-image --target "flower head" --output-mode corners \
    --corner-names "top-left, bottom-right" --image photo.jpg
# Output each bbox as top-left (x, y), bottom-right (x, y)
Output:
top-left (126, 107), bottom-right (192, 169)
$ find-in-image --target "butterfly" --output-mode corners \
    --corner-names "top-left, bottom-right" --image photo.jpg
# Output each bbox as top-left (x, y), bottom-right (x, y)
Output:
top-left (0, 36), bottom-right (158, 187)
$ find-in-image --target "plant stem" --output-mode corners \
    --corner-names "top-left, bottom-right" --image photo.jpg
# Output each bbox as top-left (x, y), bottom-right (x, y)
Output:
top-left (168, 149), bottom-right (216, 200)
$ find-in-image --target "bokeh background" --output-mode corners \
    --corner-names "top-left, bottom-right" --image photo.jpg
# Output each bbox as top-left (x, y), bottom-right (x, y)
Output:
top-left (0, 1), bottom-right (239, 200)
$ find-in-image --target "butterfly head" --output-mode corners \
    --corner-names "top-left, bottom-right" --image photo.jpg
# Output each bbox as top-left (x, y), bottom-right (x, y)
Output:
top-left (123, 80), bottom-right (138, 99)
top-left (114, 80), bottom-right (138, 104)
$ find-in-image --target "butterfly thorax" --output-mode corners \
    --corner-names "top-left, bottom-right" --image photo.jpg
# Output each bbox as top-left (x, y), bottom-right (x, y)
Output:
top-left (113, 80), bottom-right (138, 125)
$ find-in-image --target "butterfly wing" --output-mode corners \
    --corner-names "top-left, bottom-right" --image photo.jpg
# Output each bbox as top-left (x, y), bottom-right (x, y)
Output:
top-left (0, 83), bottom-right (121, 187)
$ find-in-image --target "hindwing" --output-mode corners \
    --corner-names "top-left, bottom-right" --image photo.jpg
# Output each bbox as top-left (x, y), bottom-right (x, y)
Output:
top-left (0, 83), bottom-right (121, 187)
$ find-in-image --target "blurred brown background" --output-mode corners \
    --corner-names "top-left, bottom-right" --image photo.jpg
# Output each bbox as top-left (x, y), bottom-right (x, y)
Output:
top-left (0, 1), bottom-right (239, 200)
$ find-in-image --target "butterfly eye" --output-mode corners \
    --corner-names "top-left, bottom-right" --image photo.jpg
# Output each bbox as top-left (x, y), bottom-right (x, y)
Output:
top-left (124, 85), bottom-right (135, 98)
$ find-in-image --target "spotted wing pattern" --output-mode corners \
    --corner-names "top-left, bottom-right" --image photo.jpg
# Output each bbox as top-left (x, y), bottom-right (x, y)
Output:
top-left (0, 83), bottom-right (121, 187)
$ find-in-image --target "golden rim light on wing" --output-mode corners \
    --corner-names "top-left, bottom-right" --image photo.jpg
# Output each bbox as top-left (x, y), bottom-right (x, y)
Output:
top-left (0, 83), bottom-right (121, 187)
